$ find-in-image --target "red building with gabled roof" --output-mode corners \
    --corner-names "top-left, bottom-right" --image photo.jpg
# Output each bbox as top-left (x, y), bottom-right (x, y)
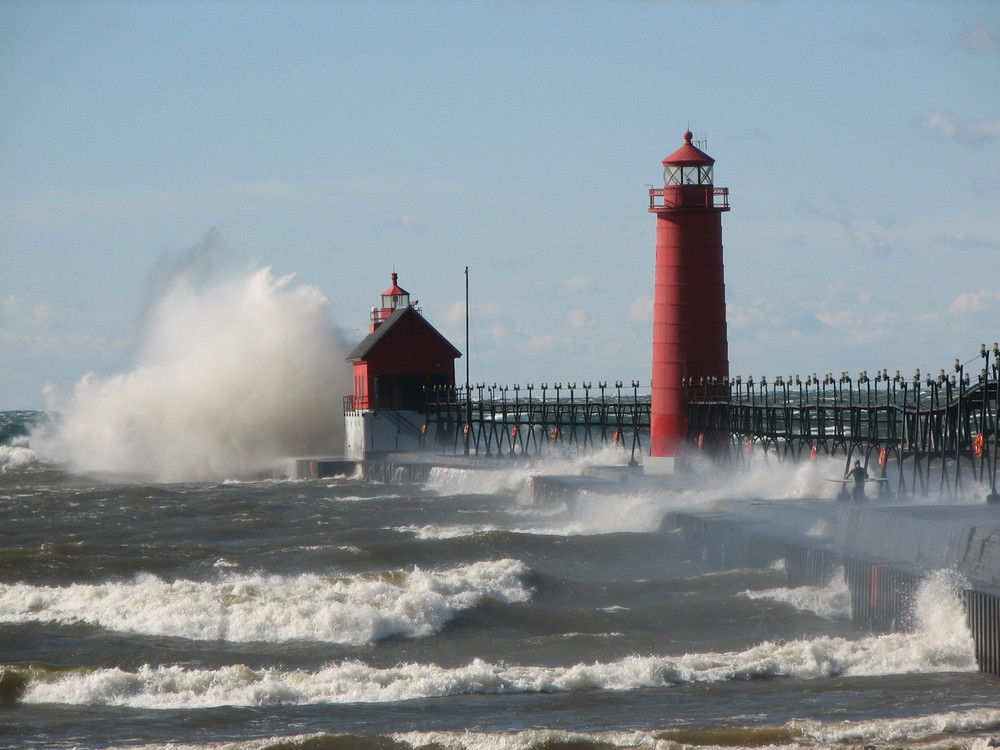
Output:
top-left (344, 272), bottom-right (461, 457)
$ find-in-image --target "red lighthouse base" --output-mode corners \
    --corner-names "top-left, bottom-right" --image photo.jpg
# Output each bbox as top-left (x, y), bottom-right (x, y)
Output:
top-left (650, 211), bottom-right (728, 459)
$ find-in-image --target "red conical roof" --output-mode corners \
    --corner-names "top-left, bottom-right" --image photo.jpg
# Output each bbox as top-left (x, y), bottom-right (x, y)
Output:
top-left (662, 130), bottom-right (715, 167)
top-left (382, 271), bottom-right (408, 297)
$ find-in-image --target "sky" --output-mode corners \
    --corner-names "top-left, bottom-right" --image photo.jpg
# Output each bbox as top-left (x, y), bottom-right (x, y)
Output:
top-left (2, 0), bottom-right (999, 411)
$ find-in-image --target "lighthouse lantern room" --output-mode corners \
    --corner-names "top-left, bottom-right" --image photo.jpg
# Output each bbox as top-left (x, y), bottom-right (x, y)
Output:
top-left (371, 272), bottom-right (411, 331)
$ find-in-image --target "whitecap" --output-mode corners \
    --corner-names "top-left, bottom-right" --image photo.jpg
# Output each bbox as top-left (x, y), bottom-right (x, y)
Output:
top-left (0, 559), bottom-right (532, 645)
top-left (744, 568), bottom-right (852, 620)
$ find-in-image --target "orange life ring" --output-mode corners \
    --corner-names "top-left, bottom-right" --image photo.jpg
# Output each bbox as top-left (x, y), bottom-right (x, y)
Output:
top-left (551, 427), bottom-right (560, 440)
top-left (697, 433), bottom-right (705, 449)
top-left (745, 439), bottom-right (754, 455)
top-left (973, 432), bottom-right (986, 458)
top-left (613, 430), bottom-right (621, 444)
top-left (510, 426), bottom-right (518, 438)
top-left (421, 424), bottom-right (427, 434)
top-left (809, 445), bottom-right (819, 461)
top-left (878, 447), bottom-right (888, 467)
top-left (463, 424), bottom-right (471, 435)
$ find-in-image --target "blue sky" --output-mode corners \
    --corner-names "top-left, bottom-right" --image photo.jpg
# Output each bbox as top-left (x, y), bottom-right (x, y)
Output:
top-left (2, 0), bottom-right (999, 410)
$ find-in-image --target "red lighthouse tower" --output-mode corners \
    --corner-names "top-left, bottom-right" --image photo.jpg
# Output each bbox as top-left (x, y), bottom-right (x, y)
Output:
top-left (647, 130), bottom-right (730, 470)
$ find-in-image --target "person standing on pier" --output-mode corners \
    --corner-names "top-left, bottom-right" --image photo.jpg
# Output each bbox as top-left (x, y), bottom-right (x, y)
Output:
top-left (847, 460), bottom-right (869, 502)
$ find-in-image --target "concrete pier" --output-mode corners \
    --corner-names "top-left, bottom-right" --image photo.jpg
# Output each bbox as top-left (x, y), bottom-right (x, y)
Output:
top-left (295, 453), bottom-right (532, 483)
top-left (529, 466), bottom-right (1000, 674)
top-left (655, 499), bottom-right (1000, 674)
top-left (294, 459), bottom-right (357, 479)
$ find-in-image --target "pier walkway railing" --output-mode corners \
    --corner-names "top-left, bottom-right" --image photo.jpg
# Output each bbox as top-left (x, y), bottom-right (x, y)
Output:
top-left (424, 381), bottom-right (649, 465)
top-left (688, 345), bottom-right (999, 500)
top-left (422, 345), bottom-right (998, 500)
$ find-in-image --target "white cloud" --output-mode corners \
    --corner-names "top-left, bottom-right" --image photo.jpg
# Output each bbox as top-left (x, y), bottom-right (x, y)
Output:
top-left (959, 17), bottom-right (1000, 54)
top-left (561, 273), bottom-right (602, 293)
top-left (727, 294), bottom-right (797, 330)
top-left (2, 295), bottom-right (62, 331)
top-left (628, 295), bottom-right (652, 322)
top-left (948, 290), bottom-right (1000, 316)
top-left (814, 310), bottom-right (857, 328)
top-left (2, 295), bottom-right (18, 320)
top-left (488, 252), bottom-right (514, 269)
top-left (386, 214), bottom-right (424, 231)
top-left (807, 308), bottom-right (945, 354)
top-left (442, 300), bottom-right (467, 327)
top-left (566, 308), bottom-right (590, 329)
top-left (488, 323), bottom-right (512, 346)
top-left (796, 199), bottom-right (892, 257)
top-left (522, 333), bottom-right (559, 355)
top-left (915, 111), bottom-right (1000, 146)
top-left (936, 231), bottom-right (1000, 250)
top-left (849, 228), bottom-right (889, 254)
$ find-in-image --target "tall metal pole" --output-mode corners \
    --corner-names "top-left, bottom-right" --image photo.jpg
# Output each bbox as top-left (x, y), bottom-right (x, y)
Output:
top-left (464, 266), bottom-right (472, 456)
top-left (990, 344), bottom-right (999, 502)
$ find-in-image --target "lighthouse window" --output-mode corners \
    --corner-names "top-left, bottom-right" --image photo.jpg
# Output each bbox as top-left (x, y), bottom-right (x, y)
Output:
top-left (382, 292), bottom-right (410, 309)
top-left (665, 165), bottom-right (713, 186)
top-left (681, 165), bottom-right (712, 184)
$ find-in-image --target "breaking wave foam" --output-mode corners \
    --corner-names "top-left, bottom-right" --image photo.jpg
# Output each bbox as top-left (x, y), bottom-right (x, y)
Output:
top-left (0, 444), bottom-right (37, 469)
top-left (0, 559), bottom-right (531, 645)
top-left (14, 568), bottom-right (974, 709)
top-left (19, 618), bottom-right (975, 709)
top-left (397, 524), bottom-right (502, 540)
top-left (393, 714), bottom-right (1000, 750)
top-left (744, 568), bottom-right (852, 620)
top-left (40, 713), bottom-right (1000, 750)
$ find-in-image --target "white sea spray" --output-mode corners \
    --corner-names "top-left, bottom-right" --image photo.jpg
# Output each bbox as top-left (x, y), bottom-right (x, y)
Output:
top-left (31, 243), bottom-right (351, 482)
top-left (0, 444), bottom-right (37, 469)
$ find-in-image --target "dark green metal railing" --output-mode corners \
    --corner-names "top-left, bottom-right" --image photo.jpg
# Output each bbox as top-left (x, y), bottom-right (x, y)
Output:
top-left (421, 345), bottom-right (998, 500)
top-left (687, 344), bottom-right (999, 500)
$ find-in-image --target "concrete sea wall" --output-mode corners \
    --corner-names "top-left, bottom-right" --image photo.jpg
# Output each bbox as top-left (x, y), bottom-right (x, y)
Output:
top-left (655, 500), bottom-right (1000, 675)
